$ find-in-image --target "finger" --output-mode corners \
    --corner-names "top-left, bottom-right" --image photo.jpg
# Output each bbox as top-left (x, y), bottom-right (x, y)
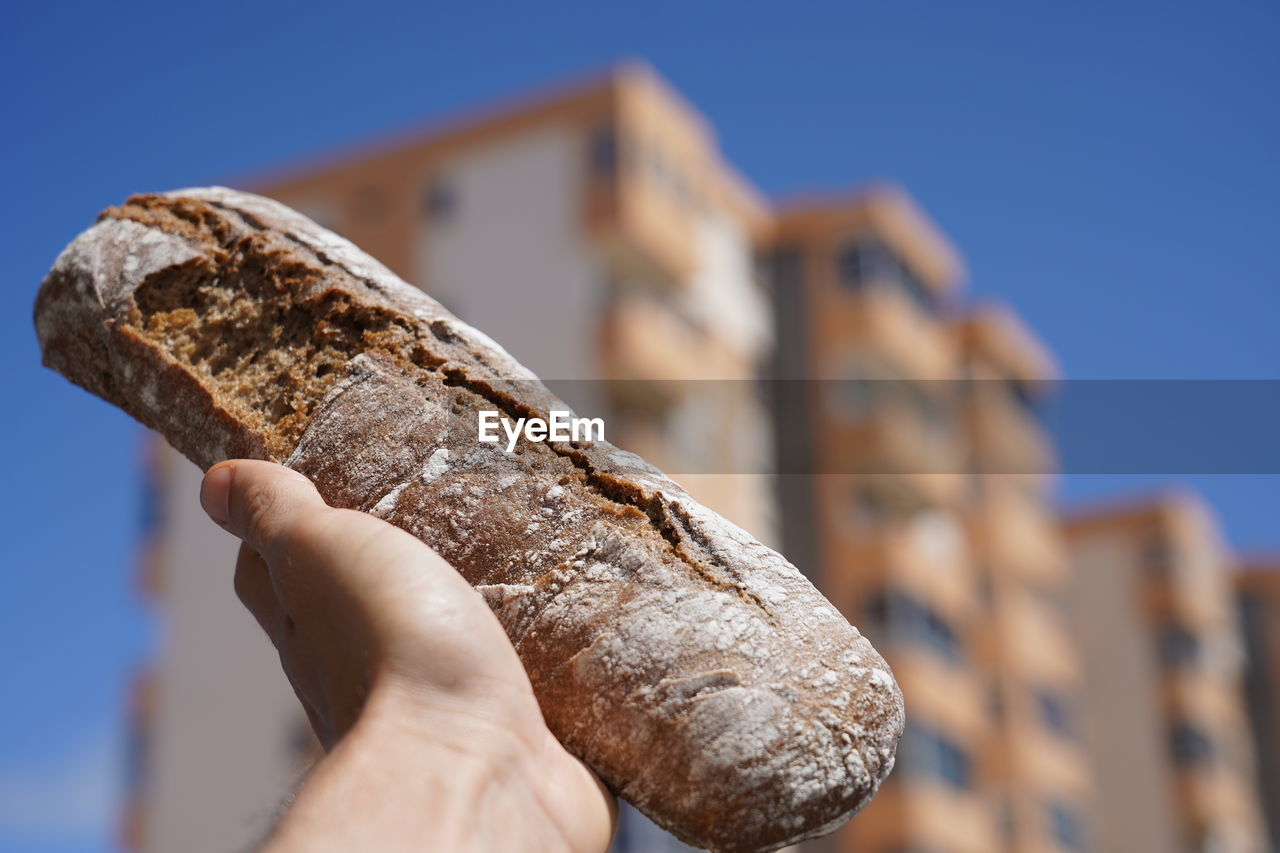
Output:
top-left (234, 542), bottom-right (287, 638)
top-left (235, 542), bottom-right (330, 725)
top-left (202, 461), bottom-right (480, 631)
top-left (201, 459), bottom-right (522, 702)
top-left (200, 460), bottom-right (330, 565)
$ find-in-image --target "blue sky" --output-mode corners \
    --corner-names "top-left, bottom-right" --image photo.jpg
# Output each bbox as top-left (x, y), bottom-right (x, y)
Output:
top-left (2, 1), bottom-right (1277, 850)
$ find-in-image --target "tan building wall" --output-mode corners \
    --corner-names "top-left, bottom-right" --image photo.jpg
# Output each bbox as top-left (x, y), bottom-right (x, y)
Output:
top-left (1063, 494), bottom-right (1268, 853)
top-left (764, 189), bottom-right (1096, 853)
top-left (955, 307), bottom-right (1093, 853)
top-left (768, 190), bottom-right (987, 853)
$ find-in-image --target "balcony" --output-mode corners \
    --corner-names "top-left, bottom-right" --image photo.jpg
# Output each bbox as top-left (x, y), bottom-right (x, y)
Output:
top-left (1008, 704), bottom-right (1093, 795)
top-left (816, 285), bottom-right (955, 381)
top-left (963, 382), bottom-right (1056, 476)
top-left (968, 485), bottom-right (1069, 586)
top-left (599, 294), bottom-right (729, 383)
top-left (584, 129), bottom-right (700, 284)
top-left (821, 395), bottom-right (966, 507)
top-left (902, 782), bottom-right (1002, 853)
top-left (1164, 669), bottom-right (1251, 735)
top-left (1174, 762), bottom-right (1269, 843)
top-left (823, 501), bottom-right (974, 618)
top-left (1140, 567), bottom-right (1237, 633)
top-left (998, 587), bottom-right (1082, 684)
top-left (889, 648), bottom-right (989, 741)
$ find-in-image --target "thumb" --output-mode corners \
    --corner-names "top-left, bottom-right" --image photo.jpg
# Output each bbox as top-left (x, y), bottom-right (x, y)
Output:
top-left (200, 459), bottom-right (332, 564)
top-left (199, 459), bottom-right (501, 669)
top-left (198, 459), bottom-right (450, 608)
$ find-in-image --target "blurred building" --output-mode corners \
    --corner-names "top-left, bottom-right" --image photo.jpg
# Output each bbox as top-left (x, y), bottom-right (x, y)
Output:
top-left (121, 62), bottom-right (1274, 853)
top-left (762, 194), bottom-right (1093, 853)
top-left (955, 308), bottom-right (1094, 853)
top-left (1062, 494), bottom-right (1269, 853)
top-left (123, 64), bottom-right (775, 853)
top-left (1236, 560), bottom-right (1280, 851)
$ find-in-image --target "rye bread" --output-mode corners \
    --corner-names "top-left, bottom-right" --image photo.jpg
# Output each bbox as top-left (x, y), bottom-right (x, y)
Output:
top-left (33, 187), bottom-right (904, 853)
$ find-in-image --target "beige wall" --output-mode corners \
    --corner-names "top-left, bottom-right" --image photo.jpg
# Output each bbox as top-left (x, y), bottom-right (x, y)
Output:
top-left (1064, 500), bottom-right (1269, 853)
top-left (417, 122), bottom-right (603, 382)
top-left (136, 447), bottom-right (309, 853)
top-left (1062, 532), bottom-right (1182, 853)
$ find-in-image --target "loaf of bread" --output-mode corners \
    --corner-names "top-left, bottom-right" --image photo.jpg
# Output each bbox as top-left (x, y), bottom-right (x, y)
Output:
top-left (33, 188), bottom-right (903, 852)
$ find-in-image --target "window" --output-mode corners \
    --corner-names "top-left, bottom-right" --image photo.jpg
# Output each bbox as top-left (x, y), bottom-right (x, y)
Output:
top-left (1044, 801), bottom-right (1086, 851)
top-left (1007, 377), bottom-right (1041, 418)
top-left (830, 376), bottom-right (877, 420)
top-left (907, 597), bottom-right (962, 663)
top-left (589, 125), bottom-right (617, 178)
top-left (861, 591), bottom-right (963, 664)
top-left (836, 240), bottom-right (871, 290)
top-left (423, 177), bottom-right (456, 220)
top-left (897, 259), bottom-right (936, 316)
top-left (1170, 722), bottom-right (1215, 766)
top-left (1159, 623), bottom-right (1201, 668)
top-left (835, 237), bottom-right (938, 315)
top-left (768, 247), bottom-right (805, 291)
top-left (860, 591), bottom-right (891, 643)
top-left (1035, 690), bottom-right (1076, 739)
top-left (901, 723), bottom-right (971, 788)
top-left (850, 485), bottom-right (890, 531)
top-left (912, 382), bottom-right (953, 434)
top-left (1141, 536), bottom-right (1174, 576)
top-left (826, 363), bottom-right (898, 422)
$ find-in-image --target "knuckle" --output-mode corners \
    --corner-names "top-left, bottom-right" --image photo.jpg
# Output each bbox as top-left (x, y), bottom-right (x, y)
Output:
top-left (291, 505), bottom-right (339, 544)
top-left (240, 480), bottom-right (291, 549)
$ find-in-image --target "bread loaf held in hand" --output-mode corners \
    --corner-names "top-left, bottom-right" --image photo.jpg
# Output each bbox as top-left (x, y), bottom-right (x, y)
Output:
top-left (33, 188), bottom-right (904, 852)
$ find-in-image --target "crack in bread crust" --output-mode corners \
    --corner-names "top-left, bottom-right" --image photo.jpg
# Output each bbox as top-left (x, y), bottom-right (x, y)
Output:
top-left (111, 193), bottom-right (774, 618)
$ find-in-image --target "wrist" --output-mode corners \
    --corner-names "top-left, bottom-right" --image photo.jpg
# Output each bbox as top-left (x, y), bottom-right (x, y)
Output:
top-left (267, 680), bottom-right (558, 853)
top-left (361, 671), bottom-right (545, 772)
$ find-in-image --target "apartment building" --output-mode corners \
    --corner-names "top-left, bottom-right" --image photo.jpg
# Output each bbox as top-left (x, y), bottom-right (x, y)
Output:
top-left (123, 63), bottom-right (1157, 853)
top-left (763, 192), bottom-right (1094, 853)
top-left (123, 64), bottom-right (775, 852)
top-left (1236, 560), bottom-right (1280, 851)
top-left (764, 189), bottom-right (983, 853)
top-left (1062, 494), bottom-right (1268, 853)
top-left (955, 308), bottom-right (1093, 853)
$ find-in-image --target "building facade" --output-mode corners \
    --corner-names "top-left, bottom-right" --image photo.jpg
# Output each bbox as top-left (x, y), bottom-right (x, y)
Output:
top-left (763, 193), bottom-right (1094, 853)
top-left (956, 307), bottom-right (1094, 853)
top-left (1062, 495), bottom-right (1269, 853)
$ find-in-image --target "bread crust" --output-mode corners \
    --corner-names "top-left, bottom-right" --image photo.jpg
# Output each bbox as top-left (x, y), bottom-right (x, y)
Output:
top-left (33, 187), bottom-right (904, 852)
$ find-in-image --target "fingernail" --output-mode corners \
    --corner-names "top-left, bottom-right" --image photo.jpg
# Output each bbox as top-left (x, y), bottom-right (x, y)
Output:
top-left (202, 464), bottom-right (233, 528)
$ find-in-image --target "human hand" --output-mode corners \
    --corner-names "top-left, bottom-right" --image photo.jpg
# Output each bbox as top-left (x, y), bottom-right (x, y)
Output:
top-left (200, 459), bottom-right (617, 853)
